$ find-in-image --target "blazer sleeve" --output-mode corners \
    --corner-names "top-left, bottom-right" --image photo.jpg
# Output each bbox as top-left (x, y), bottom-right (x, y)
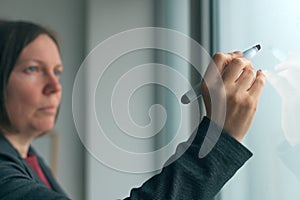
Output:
top-left (0, 157), bottom-right (70, 200)
top-left (125, 117), bottom-right (253, 200)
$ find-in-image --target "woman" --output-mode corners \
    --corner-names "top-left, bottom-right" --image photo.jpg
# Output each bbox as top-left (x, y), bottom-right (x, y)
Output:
top-left (0, 20), bottom-right (265, 199)
top-left (0, 20), bottom-right (67, 199)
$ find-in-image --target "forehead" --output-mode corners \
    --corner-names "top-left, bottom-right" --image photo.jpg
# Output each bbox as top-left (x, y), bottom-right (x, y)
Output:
top-left (17, 34), bottom-right (61, 64)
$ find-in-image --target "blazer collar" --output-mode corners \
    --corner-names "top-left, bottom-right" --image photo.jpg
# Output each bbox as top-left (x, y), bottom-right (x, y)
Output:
top-left (0, 133), bottom-right (22, 159)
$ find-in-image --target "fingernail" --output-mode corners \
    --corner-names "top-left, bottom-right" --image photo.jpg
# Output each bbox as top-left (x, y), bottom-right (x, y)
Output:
top-left (261, 69), bottom-right (269, 78)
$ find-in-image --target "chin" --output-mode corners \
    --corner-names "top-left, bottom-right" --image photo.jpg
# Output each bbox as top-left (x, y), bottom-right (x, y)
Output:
top-left (34, 121), bottom-right (55, 134)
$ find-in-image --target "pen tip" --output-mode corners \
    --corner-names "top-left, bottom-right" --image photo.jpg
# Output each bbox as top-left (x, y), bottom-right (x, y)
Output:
top-left (181, 95), bottom-right (190, 104)
top-left (255, 44), bottom-right (261, 51)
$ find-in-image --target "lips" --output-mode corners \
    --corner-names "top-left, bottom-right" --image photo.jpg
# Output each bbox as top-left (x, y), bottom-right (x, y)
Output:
top-left (38, 105), bottom-right (57, 114)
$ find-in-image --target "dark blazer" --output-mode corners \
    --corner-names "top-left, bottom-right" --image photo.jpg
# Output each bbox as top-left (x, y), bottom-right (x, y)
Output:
top-left (0, 133), bottom-right (69, 200)
top-left (125, 117), bottom-right (252, 200)
top-left (0, 117), bottom-right (252, 200)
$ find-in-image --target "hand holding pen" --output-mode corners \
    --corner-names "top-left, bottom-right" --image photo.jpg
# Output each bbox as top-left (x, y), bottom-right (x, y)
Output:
top-left (194, 46), bottom-right (266, 157)
top-left (181, 44), bottom-right (261, 104)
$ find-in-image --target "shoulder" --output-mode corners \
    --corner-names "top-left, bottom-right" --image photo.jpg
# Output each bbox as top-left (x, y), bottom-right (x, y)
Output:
top-left (0, 134), bottom-right (35, 190)
top-left (0, 149), bottom-right (31, 181)
top-left (0, 133), bottom-right (27, 172)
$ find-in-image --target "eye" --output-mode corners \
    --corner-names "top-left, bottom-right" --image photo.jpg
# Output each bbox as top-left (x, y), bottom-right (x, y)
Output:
top-left (54, 69), bottom-right (62, 76)
top-left (25, 66), bottom-right (39, 73)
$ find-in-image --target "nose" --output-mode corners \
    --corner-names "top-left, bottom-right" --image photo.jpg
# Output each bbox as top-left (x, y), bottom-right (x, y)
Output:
top-left (43, 73), bottom-right (62, 95)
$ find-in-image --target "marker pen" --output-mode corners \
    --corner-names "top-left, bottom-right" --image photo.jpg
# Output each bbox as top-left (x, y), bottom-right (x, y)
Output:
top-left (181, 44), bottom-right (261, 104)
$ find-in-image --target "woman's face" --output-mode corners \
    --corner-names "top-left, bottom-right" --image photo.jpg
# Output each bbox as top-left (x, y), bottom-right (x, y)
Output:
top-left (5, 34), bottom-right (62, 135)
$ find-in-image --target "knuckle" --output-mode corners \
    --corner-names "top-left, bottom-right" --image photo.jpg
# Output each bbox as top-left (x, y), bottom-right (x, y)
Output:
top-left (243, 59), bottom-right (253, 68)
top-left (231, 58), bottom-right (244, 66)
top-left (243, 68), bottom-right (254, 76)
top-left (243, 96), bottom-right (258, 111)
top-left (231, 58), bottom-right (253, 69)
top-left (213, 52), bottom-right (225, 61)
top-left (246, 96), bottom-right (256, 106)
top-left (228, 93), bottom-right (242, 104)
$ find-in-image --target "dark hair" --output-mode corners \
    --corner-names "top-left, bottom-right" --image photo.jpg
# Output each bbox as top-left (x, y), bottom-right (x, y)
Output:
top-left (0, 20), bottom-right (60, 129)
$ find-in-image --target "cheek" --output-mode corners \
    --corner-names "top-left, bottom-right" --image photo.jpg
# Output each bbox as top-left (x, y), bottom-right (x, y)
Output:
top-left (5, 82), bottom-right (41, 117)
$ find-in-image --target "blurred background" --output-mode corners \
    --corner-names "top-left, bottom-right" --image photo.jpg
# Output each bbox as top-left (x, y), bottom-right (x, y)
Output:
top-left (1, 0), bottom-right (300, 199)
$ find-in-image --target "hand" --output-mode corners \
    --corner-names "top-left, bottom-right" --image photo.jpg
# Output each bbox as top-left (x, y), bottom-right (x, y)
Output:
top-left (201, 52), bottom-right (266, 141)
top-left (267, 51), bottom-right (300, 146)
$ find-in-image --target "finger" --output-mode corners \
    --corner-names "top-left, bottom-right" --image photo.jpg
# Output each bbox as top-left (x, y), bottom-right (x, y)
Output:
top-left (211, 51), bottom-right (243, 72)
top-left (222, 58), bottom-right (253, 83)
top-left (235, 67), bottom-right (255, 90)
top-left (248, 70), bottom-right (266, 98)
top-left (204, 51), bottom-right (243, 86)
